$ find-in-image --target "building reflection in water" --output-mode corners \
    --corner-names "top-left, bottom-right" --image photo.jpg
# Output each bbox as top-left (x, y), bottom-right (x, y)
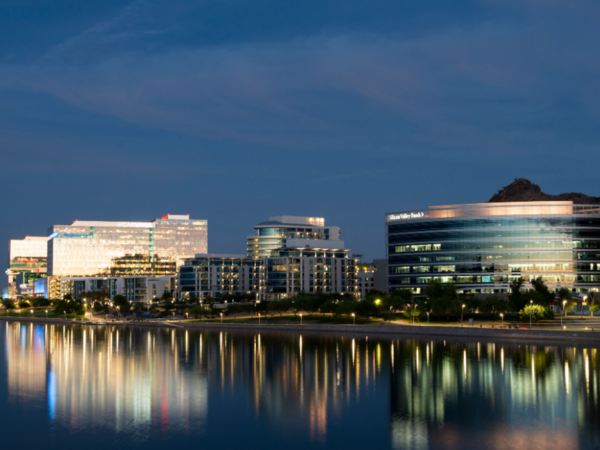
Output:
top-left (3, 322), bottom-right (600, 449)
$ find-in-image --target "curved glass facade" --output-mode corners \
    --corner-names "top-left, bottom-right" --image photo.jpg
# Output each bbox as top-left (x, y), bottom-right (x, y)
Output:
top-left (386, 201), bottom-right (600, 294)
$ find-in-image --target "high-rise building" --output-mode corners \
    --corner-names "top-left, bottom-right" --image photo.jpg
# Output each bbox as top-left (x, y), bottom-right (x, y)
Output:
top-left (48, 214), bottom-right (207, 277)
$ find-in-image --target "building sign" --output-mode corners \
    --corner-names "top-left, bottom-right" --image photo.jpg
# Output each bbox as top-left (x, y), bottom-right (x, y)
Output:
top-left (387, 212), bottom-right (425, 221)
top-left (117, 222), bottom-right (155, 228)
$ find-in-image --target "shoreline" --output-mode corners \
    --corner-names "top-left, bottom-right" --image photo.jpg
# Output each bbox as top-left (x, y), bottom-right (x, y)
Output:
top-left (2, 316), bottom-right (600, 344)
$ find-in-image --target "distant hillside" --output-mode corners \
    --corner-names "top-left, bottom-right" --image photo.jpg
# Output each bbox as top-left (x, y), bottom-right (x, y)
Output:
top-left (489, 178), bottom-right (600, 204)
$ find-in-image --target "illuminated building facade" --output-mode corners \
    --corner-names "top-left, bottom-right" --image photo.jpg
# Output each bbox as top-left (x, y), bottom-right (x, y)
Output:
top-left (264, 247), bottom-right (357, 300)
top-left (48, 214), bottom-right (207, 277)
top-left (109, 254), bottom-right (176, 277)
top-left (5, 236), bottom-right (49, 298)
top-left (387, 201), bottom-right (600, 294)
top-left (57, 276), bottom-right (175, 302)
top-left (179, 254), bottom-right (264, 300)
top-left (247, 216), bottom-right (341, 257)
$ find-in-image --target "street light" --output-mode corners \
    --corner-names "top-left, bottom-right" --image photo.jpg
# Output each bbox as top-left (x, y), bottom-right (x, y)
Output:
top-left (258, 313), bottom-right (261, 325)
top-left (461, 304), bottom-right (465, 327)
top-left (300, 313), bottom-right (303, 325)
top-left (582, 295), bottom-right (587, 320)
top-left (500, 313), bottom-right (503, 326)
top-left (562, 300), bottom-right (567, 329)
top-left (45, 310), bottom-right (48, 319)
top-left (185, 312), bottom-right (188, 320)
top-left (529, 300), bottom-right (533, 328)
top-left (426, 311), bottom-right (430, 324)
top-left (116, 306), bottom-right (120, 320)
top-left (351, 313), bottom-right (355, 325)
top-left (220, 313), bottom-right (223, 324)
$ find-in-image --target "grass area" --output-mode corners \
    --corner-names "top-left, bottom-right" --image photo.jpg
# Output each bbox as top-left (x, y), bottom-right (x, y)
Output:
top-left (189, 313), bottom-right (381, 325)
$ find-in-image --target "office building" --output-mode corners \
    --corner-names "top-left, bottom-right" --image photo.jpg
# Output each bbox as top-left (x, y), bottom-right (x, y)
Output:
top-left (386, 201), bottom-right (600, 295)
top-left (48, 214), bottom-right (207, 277)
top-left (179, 254), bottom-right (264, 300)
top-left (247, 216), bottom-right (341, 257)
top-left (357, 264), bottom-right (375, 298)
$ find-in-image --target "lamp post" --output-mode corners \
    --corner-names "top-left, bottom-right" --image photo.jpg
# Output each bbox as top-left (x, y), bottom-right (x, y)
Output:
top-left (562, 300), bottom-right (567, 329)
top-left (116, 306), bottom-right (120, 321)
top-left (582, 295), bottom-right (587, 320)
top-left (45, 310), bottom-right (48, 319)
top-left (529, 300), bottom-right (533, 328)
top-left (185, 312), bottom-right (188, 321)
top-left (300, 313), bottom-right (303, 325)
top-left (426, 311), bottom-right (430, 324)
top-left (258, 313), bottom-right (261, 325)
top-left (461, 304), bottom-right (465, 327)
top-left (352, 313), bottom-right (355, 325)
top-left (220, 313), bottom-right (223, 324)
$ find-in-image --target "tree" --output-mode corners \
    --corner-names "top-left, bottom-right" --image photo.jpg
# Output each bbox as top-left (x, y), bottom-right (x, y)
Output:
top-left (113, 295), bottom-right (128, 307)
top-left (557, 287), bottom-right (574, 312)
top-left (588, 291), bottom-right (600, 315)
top-left (1, 299), bottom-right (16, 310)
top-left (519, 304), bottom-right (554, 322)
top-left (385, 289), bottom-right (412, 312)
top-left (479, 295), bottom-right (509, 314)
top-left (187, 304), bottom-right (211, 319)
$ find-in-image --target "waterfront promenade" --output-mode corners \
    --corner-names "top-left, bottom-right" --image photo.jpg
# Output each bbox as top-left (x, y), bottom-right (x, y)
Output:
top-left (3, 315), bottom-right (600, 344)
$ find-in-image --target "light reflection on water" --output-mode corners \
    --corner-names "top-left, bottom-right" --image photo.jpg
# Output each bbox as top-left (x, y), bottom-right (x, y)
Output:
top-left (2, 321), bottom-right (600, 450)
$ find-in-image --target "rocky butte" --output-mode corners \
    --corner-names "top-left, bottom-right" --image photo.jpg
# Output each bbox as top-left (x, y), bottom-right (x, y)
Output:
top-left (489, 178), bottom-right (600, 204)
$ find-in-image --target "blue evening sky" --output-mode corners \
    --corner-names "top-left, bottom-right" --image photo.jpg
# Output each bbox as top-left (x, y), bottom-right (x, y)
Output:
top-left (1, 0), bottom-right (600, 286)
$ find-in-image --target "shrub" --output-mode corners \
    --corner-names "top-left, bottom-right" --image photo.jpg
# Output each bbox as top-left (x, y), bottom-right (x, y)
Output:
top-left (18, 301), bottom-right (31, 309)
top-left (1, 299), bottom-right (16, 309)
top-left (519, 304), bottom-right (554, 322)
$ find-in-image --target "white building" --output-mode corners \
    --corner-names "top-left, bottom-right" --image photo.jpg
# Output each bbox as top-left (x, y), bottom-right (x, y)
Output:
top-left (48, 214), bottom-right (207, 277)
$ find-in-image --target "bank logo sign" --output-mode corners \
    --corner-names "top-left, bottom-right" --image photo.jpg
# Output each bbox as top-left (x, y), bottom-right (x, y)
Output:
top-left (387, 212), bottom-right (425, 221)
top-left (117, 222), bottom-right (155, 228)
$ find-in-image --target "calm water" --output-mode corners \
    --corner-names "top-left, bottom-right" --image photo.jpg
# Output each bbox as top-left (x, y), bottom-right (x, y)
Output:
top-left (1, 321), bottom-right (599, 450)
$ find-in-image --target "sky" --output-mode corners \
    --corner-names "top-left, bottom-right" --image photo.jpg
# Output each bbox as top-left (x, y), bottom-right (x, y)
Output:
top-left (2, 0), bottom-right (600, 288)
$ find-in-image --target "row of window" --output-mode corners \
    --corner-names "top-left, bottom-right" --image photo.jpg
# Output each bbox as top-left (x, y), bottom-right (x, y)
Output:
top-left (388, 229), bottom-right (600, 244)
top-left (389, 240), bottom-right (600, 254)
top-left (387, 217), bottom-right (600, 233)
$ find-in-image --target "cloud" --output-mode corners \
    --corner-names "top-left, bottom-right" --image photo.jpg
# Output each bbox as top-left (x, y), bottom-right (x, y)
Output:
top-left (1, 0), bottom-right (599, 163)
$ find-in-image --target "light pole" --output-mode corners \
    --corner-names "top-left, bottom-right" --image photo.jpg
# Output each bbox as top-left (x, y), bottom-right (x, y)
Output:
top-left (562, 300), bottom-right (567, 329)
top-left (352, 313), bottom-right (355, 325)
top-left (45, 310), bottom-right (48, 319)
top-left (426, 311), bottom-right (430, 324)
top-left (412, 304), bottom-right (416, 324)
top-left (582, 295), bottom-right (587, 320)
top-left (500, 313), bottom-right (503, 326)
top-left (529, 300), bottom-right (533, 328)
top-left (220, 313), bottom-right (223, 324)
top-left (300, 313), bottom-right (303, 325)
top-left (117, 306), bottom-right (120, 321)
top-left (258, 313), bottom-right (261, 325)
top-left (185, 312), bottom-right (188, 321)
top-left (461, 304), bottom-right (465, 327)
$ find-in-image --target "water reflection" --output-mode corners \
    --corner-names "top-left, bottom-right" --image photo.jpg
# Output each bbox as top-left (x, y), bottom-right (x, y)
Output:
top-left (2, 322), bottom-right (600, 450)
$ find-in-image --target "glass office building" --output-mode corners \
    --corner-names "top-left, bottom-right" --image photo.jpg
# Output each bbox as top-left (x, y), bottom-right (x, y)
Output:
top-left (48, 214), bottom-right (207, 277)
top-left (386, 201), bottom-right (600, 294)
top-left (5, 236), bottom-right (50, 298)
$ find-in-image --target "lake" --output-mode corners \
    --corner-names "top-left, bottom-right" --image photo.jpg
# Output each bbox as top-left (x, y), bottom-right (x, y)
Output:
top-left (0, 321), bottom-right (599, 450)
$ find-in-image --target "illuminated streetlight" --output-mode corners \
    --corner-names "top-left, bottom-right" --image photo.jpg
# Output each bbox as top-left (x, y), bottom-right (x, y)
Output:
top-left (500, 313), bottom-right (504, 326)
top-left (461, 304), bottom-right (465, 327)
top-left (351, 313), bottom-right (355, 325)
top-left (220, 313), bottom-right (223, 324)
top-left (426, 311), bottom-right (430, 324)
top-left (45, 310), bottom-right (48, 319)
top-left (530, 300), bottom-right (533, 328)
top-left (562, 300), bottom-right (567, 329)
top-left (258, 313), bottom-right (261, 325)
top-left (185, 312), bottom-right (188, 320)
top-left (300, 313), bottom-right (303, 325)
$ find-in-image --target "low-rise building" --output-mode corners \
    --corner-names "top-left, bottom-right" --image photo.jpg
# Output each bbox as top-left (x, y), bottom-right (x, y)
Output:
top-left (34, 276), bottom-right (175, 302)
top-left (179, 254), bottom-right (264, 301)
